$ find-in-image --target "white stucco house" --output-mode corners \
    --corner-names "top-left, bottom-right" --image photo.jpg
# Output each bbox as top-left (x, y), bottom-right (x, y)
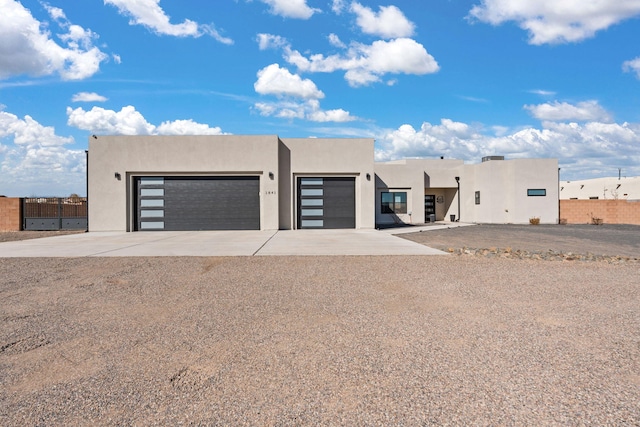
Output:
top-left (87, 135), bottom-right (558, 231)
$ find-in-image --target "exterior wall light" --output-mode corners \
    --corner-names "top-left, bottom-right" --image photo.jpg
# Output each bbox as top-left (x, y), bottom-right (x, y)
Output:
top-left (366, 173), bottom-right (371, 181)
top-left (268, 172), bottom-right (274, 179)
top-left (114, 172), bottom-right (121, 180)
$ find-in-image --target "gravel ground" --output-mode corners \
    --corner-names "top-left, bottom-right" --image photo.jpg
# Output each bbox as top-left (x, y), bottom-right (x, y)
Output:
top-left (402, 223), bottom-right (640, 258)
top-left (1, 254), bottom-right (639, 425)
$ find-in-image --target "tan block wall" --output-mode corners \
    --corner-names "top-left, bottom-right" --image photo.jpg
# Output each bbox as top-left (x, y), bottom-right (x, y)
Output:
top-left (560, 199), bottom-right (640, 225)
top-left (0, 198), bottom-right (22, 231)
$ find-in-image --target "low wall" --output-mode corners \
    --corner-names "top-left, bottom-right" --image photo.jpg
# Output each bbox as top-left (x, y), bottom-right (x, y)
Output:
top-left (0, 197), bottom-right (22, 231)
top-left (560, 199), bottom-right (640, 225)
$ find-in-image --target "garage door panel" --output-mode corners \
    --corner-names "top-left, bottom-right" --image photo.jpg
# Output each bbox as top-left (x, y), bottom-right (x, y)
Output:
top-left (136, 176), bottom-right (260, 231)
top-left (298, 177), bottom-right (355, 229)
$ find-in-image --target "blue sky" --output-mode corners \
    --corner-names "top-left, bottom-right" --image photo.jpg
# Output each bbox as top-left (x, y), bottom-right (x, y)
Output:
top-left (1, 0), bottom-right (640, 196)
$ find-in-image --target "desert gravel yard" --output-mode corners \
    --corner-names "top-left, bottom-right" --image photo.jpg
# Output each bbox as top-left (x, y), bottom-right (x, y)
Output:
top-left (1, 253), bottom-right (639, 425)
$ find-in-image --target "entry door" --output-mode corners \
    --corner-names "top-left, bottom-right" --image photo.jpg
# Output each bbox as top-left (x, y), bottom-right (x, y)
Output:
top-left (424, 195), bottom-right (436, 222)
top-left (297, 177), bottom-right (355, 229)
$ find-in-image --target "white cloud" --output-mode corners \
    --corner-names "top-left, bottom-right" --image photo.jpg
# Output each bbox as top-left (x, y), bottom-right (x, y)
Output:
top-left (72, 92), bottom-right (108, 102)
top-left (331, 0), bottom-right (347, 14)
top-left (307, 108), bottom-right (355, 123)
top-left (524, 100), bottom-right (613, 122)
top-left (257, 33), bottom-right (288, 50)
top-left (0, 0), bottom-right (108, 80)
top-left (350, 2), bottom-right (415, 39)
top-left (67, 105), bottom-right (154, 135)
top-left (253, 64), bottom-right (357, 122)
top-left (66, 105), bottom-right (224, 135)
top-left (0, 109), bottom-right (85, 196)
top-left (469, 0), bottom-right (640, 45)
top-left (156, 119), bottom-right (224, 135)
top-left (328, 33), bottom-right (346, 48)
top-left (459, 95), bottom-right (489, 103)
top-left (623, 56), bottom-right (640, 79)
top-left (529, 89), bottom-right (556, 97)
top-left (254, 99), bottom-right (357, 123)
top-left (374, 119), bottom-right (640, 179)
top-left (286, 38), bottom-right (439, 87)
top-left (105, 0), bottom-right (233, 43)
top-left (259, 0), bottom-right (320, 19)
top-left (254, 63), bottom-right (324, 99)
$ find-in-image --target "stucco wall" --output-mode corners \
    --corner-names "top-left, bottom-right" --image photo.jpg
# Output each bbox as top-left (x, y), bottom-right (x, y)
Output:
top-left (464, 159), bottom-right (559, 224)
top-left (281, 138), bottom-right (375, 229)
top-left (0, 197), bottom-right (21, 231)
top-left (374, 159), bottom-right (463, 224)
top-left (560, 199), bottom-right (640, 225)
top-left (89, 135), bottom-right (281, 231)
top-left (89, 135), bottom-right (376, 232)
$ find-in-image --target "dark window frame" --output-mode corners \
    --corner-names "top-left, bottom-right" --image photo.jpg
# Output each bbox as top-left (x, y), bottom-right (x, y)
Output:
top-left (381, 191), bottom-right (407, 214)
top-left (527, 189), bottom-right (547, 197)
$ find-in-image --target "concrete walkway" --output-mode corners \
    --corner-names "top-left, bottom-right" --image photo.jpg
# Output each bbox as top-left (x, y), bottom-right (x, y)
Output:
top-left (0, 225), bottom-right (472, 257)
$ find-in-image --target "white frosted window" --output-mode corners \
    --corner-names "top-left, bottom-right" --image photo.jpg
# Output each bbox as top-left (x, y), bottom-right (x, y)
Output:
top-left (140, 210), bottom-right (164, 218)
top-left (301, 199), bottom-right (323, 206)
top-left (139, 177), bottom-right (164, 185)
top-left (301, 189), bottom-right (323, 197)
top-left (301, 178), bottom-right (323, 185)
top-left (301, 220), bottom-right (323, 227)
top-left (141, 188), bottom-right (164, 197)
top-left (141, 199), bottom-right (164, 207)
top-left (140, 221), bottom-right (164, 229)
top-left (301, 209), bottom-right (323, 216)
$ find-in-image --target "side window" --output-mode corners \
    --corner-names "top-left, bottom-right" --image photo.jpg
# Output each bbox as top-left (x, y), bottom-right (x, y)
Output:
top-left (381, 192), bottom-right (407, 214)
top-left (527, 189), bottom-right (546, 196)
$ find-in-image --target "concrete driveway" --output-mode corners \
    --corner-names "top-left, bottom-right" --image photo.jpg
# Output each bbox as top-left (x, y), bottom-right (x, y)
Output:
top-left (0, 227), bottom-right (450, 257)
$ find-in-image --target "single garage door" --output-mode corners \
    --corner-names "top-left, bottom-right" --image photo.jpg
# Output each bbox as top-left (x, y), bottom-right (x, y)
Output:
top-left (135, 176), bottom-right (260, 231)
top-left (297, 177), bottom-right (355, 229)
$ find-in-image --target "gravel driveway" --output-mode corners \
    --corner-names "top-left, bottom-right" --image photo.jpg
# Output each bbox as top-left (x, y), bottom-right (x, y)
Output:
top-left (1, 226), bottom-right (639, 425)
top-left (401, 223), bottom-right (640, 257)
top-left (1, 252), bottom-right (639, 425)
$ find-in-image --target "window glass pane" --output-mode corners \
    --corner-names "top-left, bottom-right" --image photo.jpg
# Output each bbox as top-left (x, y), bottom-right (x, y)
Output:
top-left (140, 177), bottom-right (164, 185)
top-left (141, 199), bottom-right (164, 207)
top-left (140, 221), bottom-right (164, 229)
top-left (527, 189), bottom-right (546, 196)
top-left (301, 220), bottom-right (323, 227)
top-left (301, 209), bottom-right (323, 216)
top-left (140, 209), bottom-right (164, 218)
top-left (301, 178), bottom-right (323, 185)
top-left (301, 199), bottom-right (323, 206)
top-left (301, 189), bottom-right (323, 196)
top-left (141, 188), bottom-right (164, 197)
top-left (381, 191), bottom-right (407, 214)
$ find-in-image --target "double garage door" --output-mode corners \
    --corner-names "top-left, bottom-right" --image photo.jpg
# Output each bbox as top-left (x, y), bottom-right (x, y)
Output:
top-left (135, 176), bottom-right (260, 231)
top-left (135, 176), bottom-right (356, 231)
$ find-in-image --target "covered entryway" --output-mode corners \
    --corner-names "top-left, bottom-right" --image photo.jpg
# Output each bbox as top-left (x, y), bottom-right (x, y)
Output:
top-left (135, 176), bottom-right (260, 231)
top-left (297, 177), bottom-right (355, 229)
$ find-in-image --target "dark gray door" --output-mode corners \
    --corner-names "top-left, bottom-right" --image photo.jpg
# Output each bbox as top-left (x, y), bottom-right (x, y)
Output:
top-left (135, 176), bottom-right (260, 231)
top-left (297, 177), bottom-right (355, 229)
